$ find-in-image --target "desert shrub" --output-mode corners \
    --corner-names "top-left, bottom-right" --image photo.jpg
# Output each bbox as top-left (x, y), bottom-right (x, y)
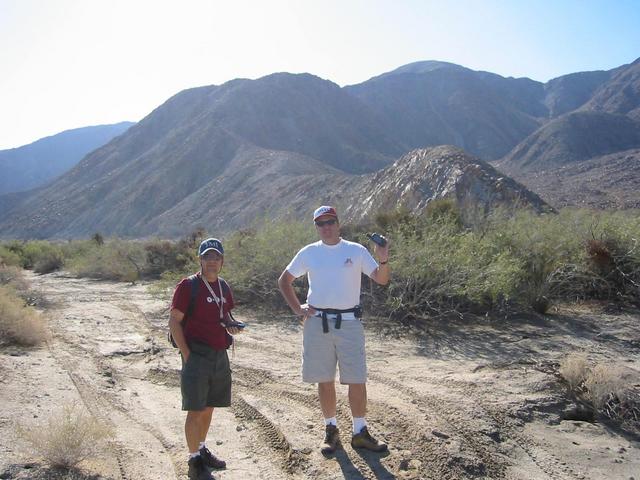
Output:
top-left (0, 285), bottom-right (48, 346)
top-left (584, 363), bottom-right (628, 410)
top-left (376, 213), bottom-right (524, 319)
top-left (223, 220), bottom-right (316, 305)
top-left (559, 353), bottom-right (590, 391)
top-left (33, 248), bottom-right (65, 274)
top-left (19, 241), bottom-right (64, 272)
top-left (423, 198), bottom-right (463, 227)
top-left (18, 403), bottom-right (113, 468)
top-left (144, 238), bottom-right (194, 278)
top-left (0, 264), bottom-right (29, 290)
top-left (374, 206), bottom-right (415, 232)
top-left (66, 239), bottom-right (145, 282)
top-left (0, 244), bottom-right (22, 267)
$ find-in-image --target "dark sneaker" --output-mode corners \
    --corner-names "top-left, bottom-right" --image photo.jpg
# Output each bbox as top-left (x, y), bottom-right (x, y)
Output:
top-left (199, 446), bottom-right (226, 470)
top-left (320, 424), bottom-right (341, 455)
top-left (188, 455), bottom-right (214, 480)
top-left (351, 426), bottom-right (388, 452)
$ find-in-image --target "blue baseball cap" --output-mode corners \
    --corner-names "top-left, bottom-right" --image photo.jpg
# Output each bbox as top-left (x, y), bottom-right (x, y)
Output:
top-left (198, 238), bottom-right (224, 256)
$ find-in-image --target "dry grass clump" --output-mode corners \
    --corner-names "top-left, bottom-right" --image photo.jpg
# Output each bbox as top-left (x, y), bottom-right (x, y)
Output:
top-left (559, 353), bottom-right (589, 391)
top-left (0, 264), bottom-right (30, 290)
top-left (0, 285), bottom-right (48, 346)
top-left (584, 363), bottom-right (628, 410)
top-left (18, 403), bottom-right (114, 469)
top-left (559, 354), bottom-right (638, 429)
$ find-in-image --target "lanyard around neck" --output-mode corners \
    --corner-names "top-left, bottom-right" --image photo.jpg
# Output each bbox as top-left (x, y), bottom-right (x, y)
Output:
top-left (201, 276), bottom-right (224, 319)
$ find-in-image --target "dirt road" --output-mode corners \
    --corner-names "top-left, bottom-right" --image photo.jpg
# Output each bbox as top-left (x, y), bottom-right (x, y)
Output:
top-left (1, 272), bottom-right (639, 479)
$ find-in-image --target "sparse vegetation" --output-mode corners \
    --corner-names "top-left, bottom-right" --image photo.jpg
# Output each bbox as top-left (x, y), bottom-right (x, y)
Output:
top-left (0, 285), bottom-right (48, 346)
top-left (2, 207), bottom-right (638, 318)
top-left (559, 353), bottom-right (590, 391)
top-left (584, 363), bottom-right (628, 410)
top-left (559, 353), bottom-right (639, 430)
top-left (18, 403), bottom-right (114, 469)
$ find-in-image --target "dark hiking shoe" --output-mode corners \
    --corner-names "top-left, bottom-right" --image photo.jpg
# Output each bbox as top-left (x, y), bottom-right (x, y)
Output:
top-left (188, 455), bottom-right (214, 480)
top-left (351, 426), bottom-right (388, 452)
top-left (320, 424), bottom-right (341, 455)
top-left (199, 446), bottom-right (226, 470)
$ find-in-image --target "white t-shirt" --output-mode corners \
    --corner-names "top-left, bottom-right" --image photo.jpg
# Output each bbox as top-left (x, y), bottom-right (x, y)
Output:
top-left (286, 239), bottom-right (379, 309)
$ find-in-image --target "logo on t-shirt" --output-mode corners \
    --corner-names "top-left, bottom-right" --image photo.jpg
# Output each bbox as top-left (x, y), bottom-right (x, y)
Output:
top-left (344, 257), bottom-right (353, 266)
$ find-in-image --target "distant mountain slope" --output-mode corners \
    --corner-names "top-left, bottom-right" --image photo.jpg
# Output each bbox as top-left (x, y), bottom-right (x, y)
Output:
top-left (0, 122), bottom-right (134, 194)
top-left (2, 58), bottom-right (639, 239)
top-left (147, 146), bottom-right (551, 237)
top-left (504, 149), bottom-right (640, 209)
top-left (345, 61), bottom-right (544, 160)
top-left (581, 58), bottom-right (640, 118)
top-left (495, 111), bottom-right (640, 173)
top-left (543, 70), bottom-right (612, 117)
top-left (0, 73), bottom-right (405, 238)
top-left (0, 143), bottom-right (549, 238)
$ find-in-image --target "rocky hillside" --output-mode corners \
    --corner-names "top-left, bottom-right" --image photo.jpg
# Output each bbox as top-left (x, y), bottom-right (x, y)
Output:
top-left (580, 57), bottom-right (640, 118)
top-left (1, 58), bottom-right (639, 238)
top-left (0, 144), bottom-right (548, 238)
top-left (502, 148), bottom-right (640, 209)
top-left (342, 146), bottom-right (551, 222)
top-left (495, 111), bottom-right (640, 173)
top-left (0, 122), bottom-right (133, 194)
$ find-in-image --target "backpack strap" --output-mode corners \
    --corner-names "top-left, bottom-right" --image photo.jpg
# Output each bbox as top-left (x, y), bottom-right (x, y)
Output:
top-left (184, 274), bottom-right (200, 322)
top-left (169, 274), bottom-right (200, 348)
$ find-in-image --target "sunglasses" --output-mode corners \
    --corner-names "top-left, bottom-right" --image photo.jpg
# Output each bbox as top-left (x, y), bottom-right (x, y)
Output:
top-left (201, 252), bottom-right (222, 261)
top-left (315, 218), bottom-right (337, 227)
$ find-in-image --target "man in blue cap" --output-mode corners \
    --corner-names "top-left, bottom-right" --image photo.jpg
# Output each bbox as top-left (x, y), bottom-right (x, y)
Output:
top-left (169, 238), bottom-right (244, 480)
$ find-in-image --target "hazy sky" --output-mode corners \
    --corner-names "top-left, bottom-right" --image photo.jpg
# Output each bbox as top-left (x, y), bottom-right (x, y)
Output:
top-left (1, 0), bottom-right (639, 150)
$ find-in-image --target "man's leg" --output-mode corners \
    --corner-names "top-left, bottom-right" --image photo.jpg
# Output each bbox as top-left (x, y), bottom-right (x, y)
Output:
top-left (348, 383), bottom-right (366, 418)
top-left (318, 381), bottom-right (337, 418)
top-left (348, 383), bottom-right (387, 452)
top-left (185, 408), bottom-right (212, 453)
top-left (318, 381), bottom-right (340, 454)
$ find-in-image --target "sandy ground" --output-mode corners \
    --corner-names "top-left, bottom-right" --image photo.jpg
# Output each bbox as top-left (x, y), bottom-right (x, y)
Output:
top-left (0, 271), bottom-right (639, 480)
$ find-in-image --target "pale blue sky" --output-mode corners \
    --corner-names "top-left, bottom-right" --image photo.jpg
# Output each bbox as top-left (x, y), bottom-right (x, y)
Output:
top-left (1, 0), bottom-right (638, 149)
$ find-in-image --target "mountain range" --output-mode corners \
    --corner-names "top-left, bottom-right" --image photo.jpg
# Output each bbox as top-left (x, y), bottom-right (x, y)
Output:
top-left (0, 122), bottom-right (134, 195)
top-left (0, 57), bottom-right (638, 239)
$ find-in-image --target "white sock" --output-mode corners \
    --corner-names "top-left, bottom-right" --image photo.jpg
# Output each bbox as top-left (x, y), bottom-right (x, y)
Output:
top-left (189, 451), bottom-right (200, 459)
top-left (199, 441), bottom-right (206, 450)
top-left (353, 417), bottom-right (367, 434)
top-left (324, 417), bottom-right (337, 427)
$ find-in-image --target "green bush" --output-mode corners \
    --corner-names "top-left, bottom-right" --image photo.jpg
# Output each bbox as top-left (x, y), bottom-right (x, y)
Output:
top-left (223, 220), bottom-right (316, 305)
top-left (65, 239), bottom-right (145, 282)
top-left (0, 245), bottom-right (22, 267)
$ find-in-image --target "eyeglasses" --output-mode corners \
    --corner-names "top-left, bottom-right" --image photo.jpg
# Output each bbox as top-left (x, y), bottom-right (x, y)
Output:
top-left (315, 218), bottom-right (337, 227)
top-left (201, 252), bottom-right (222, 261)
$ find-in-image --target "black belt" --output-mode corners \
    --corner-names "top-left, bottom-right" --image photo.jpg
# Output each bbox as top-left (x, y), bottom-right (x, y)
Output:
top-left (311, 306), bottom-right (362, 333)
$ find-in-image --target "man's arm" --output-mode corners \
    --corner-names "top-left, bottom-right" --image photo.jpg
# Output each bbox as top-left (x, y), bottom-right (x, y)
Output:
top-left (168, 308), bottom-right (190, 360)
top-left (368, 242), bottom-right (391, 285)
top-left (278, 270), bottom-right (315, 319)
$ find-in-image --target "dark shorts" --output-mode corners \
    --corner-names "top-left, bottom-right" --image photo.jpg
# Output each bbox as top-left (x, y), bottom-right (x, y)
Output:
top-left (181, 342), bottom-right (232, 411)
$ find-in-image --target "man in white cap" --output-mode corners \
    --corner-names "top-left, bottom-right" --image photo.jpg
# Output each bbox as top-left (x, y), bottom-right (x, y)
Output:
top-left (169, 238), bottom-right (244, 480)
top-left (278, 206), bottom-right (390, 455)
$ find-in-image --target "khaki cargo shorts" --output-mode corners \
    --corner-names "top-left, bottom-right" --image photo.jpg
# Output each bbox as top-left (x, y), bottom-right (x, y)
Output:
top-left (181, 342), bottom-right (231, 411)
top-left (302, 315), bottom-right (367, 384)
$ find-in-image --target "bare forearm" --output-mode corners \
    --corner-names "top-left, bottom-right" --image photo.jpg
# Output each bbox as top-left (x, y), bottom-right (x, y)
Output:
top-left (278, 278), bottom-right (303, 314)
top-left (374, 262), bottom-right (390, 285)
